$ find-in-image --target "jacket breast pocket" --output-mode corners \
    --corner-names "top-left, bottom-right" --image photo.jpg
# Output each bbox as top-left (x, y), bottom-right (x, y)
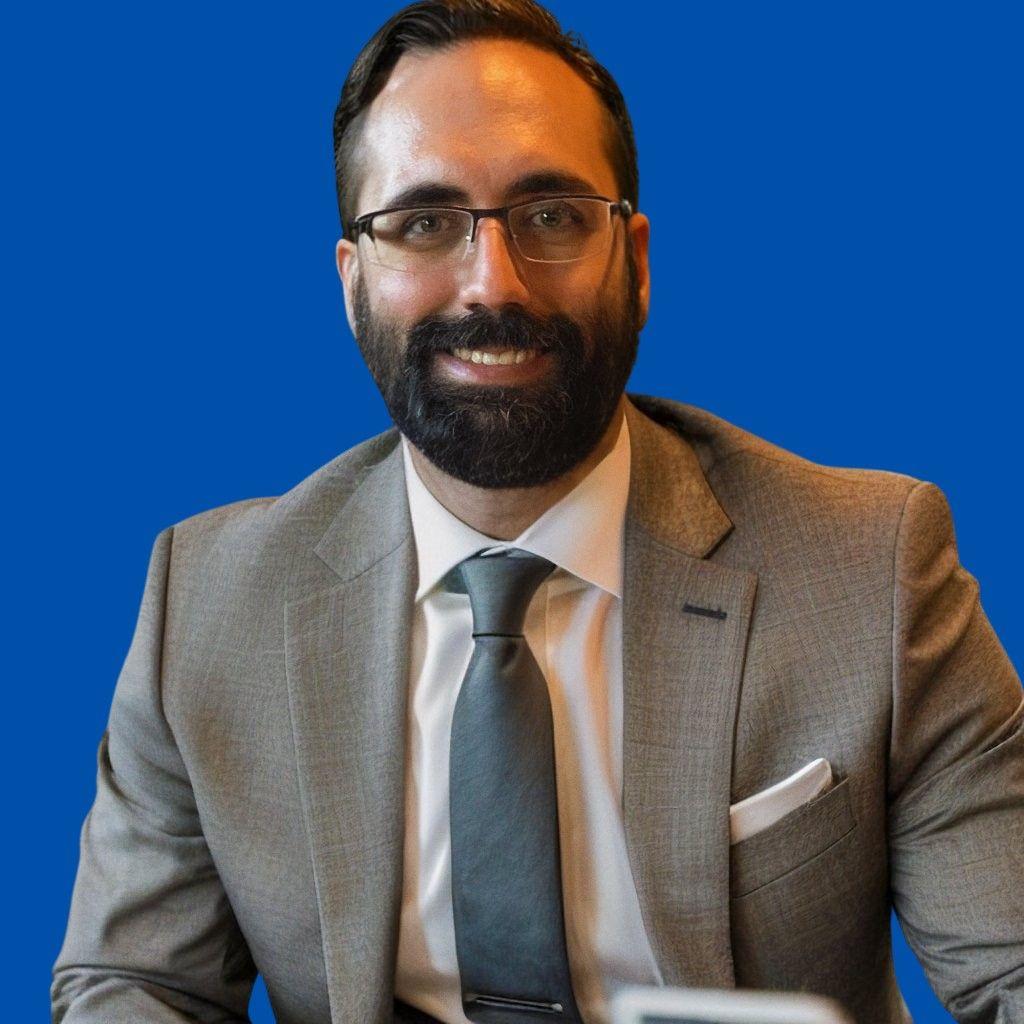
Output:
top-left (730, 776), bottom-right (856, 898)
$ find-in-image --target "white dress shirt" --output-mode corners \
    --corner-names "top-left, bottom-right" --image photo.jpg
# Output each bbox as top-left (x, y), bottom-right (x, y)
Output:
top-left (394, 412), bottom-right (663, 1024)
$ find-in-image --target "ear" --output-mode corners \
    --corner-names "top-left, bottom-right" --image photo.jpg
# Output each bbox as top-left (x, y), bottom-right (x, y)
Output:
top-left (335, 238), bottom-right (359, 335)
top-left (627, 211), bottom-right (651, 329)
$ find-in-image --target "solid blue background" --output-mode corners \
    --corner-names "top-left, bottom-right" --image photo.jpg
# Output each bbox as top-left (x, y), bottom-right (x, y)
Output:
top-left (9, 1), bottom-right (1020, 1020)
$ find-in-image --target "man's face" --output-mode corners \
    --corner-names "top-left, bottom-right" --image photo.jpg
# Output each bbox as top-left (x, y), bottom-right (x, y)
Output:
top-left (336, 39), bottom-right (651, 488)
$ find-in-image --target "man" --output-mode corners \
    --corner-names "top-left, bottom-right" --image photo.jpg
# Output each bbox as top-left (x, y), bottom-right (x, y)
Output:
top-left (52, 2), bottom-right (1023, 1023)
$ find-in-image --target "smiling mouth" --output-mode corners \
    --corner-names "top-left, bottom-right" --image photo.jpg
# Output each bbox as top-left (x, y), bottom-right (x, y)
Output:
top-left (447, 346), bottom-right (546, 365)
top-left (433, 345), bottom-right (555, 383)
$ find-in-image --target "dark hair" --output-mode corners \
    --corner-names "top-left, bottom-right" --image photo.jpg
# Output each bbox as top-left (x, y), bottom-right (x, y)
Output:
top-left (332, 0), bottom-right (639, 235)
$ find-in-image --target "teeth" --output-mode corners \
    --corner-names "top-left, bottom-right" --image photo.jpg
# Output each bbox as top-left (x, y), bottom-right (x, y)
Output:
top-left (451, 347), bottom-right (539, 365)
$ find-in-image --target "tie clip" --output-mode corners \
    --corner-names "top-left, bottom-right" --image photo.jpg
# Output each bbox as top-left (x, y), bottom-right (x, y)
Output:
top-left (467, 993), bottom-right (564, 1014)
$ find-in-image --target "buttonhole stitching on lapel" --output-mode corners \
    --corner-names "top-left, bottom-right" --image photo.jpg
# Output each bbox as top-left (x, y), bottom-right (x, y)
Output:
top-left (682, 602), bottom-right (728, 621)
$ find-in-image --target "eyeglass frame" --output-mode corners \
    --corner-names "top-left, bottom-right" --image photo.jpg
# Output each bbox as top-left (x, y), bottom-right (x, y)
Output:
top-left (345, 194), bottom-right (634, 264)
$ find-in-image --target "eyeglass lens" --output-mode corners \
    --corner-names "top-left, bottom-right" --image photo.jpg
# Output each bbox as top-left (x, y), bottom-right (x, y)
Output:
top-left (364, 197), bottom-right (615, 271)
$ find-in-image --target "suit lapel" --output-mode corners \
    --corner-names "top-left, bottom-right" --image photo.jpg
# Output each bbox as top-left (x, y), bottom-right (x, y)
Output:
top-left (622, 400), bottom-right (758, 988)
top-left (285, 438), bottom-right (414, 1024)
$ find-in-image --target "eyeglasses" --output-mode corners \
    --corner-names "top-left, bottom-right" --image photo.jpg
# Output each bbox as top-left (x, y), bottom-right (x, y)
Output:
top-left (347, 195), bottom-right (633, 273)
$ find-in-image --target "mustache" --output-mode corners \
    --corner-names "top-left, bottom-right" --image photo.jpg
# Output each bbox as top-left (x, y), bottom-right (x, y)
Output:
top-left (405, 306), bottom-right (585, 363)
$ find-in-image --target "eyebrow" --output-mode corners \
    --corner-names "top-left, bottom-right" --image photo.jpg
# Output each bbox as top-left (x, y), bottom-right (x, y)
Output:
top-left (377, 169), bottom-right (604, 212)
top-left (379, 182), bottom-right (469, 210)
top-left (505, 170), bottom-right (603, 200)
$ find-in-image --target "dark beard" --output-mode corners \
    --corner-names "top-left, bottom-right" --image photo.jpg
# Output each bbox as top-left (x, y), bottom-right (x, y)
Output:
top-left (351, 269), bottom-right (640, 489)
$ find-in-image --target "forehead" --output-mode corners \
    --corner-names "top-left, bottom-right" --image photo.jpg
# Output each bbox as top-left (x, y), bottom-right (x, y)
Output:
top-left (355, 38), bottom-right (619, 211)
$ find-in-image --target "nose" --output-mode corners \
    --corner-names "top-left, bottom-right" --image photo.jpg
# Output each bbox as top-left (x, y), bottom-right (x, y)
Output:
top-left (456, 216), bottom-right (531, 311)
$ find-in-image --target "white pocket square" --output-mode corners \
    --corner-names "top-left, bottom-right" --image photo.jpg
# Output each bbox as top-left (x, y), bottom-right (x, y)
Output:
top-left (729, 757), bottom-right (834, 844)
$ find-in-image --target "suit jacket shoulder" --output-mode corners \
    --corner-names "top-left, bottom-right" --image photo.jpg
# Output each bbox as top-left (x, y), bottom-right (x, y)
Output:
top-left (169, 428), bottom-right (401, 557)
top-left (627, 393), bottom-right (928, 568)
top-left (152, 428), bottom-right (403, 690)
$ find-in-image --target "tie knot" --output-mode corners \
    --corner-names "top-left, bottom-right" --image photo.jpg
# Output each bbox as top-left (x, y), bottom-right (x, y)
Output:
top-left (445, 549), bottom-right (555, 636)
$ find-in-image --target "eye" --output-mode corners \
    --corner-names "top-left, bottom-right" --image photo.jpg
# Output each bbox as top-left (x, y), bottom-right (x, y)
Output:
top-left (402, 211), bottom-right (455, 237)
top-left (528, 202), bottom-right (582, 229)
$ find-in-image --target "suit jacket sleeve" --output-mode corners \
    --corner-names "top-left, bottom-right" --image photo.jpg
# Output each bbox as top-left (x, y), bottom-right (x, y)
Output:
top-left (888, 482), bottom-right (1024, 1023)
top-left (51, 527), bottom-right (256, 1023)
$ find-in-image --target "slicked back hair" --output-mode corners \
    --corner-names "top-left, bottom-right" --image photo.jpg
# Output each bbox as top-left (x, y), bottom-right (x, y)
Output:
top-left (332, 0), bottom-right (639, 236)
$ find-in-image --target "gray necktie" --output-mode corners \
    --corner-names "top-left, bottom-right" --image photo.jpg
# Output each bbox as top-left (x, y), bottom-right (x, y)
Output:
top-left (446, 549), bottom-right (583, 1023)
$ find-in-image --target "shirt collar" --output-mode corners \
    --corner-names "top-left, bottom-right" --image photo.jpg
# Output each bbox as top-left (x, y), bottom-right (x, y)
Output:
top-left (401, 411), bottom-right (630, 602)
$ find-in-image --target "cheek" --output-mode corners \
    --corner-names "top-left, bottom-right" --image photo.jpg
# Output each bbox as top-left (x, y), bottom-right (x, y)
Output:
top-left (365, 264), bottom-right (453, 319)
top-left (528, 260), bottom-right (624, 323)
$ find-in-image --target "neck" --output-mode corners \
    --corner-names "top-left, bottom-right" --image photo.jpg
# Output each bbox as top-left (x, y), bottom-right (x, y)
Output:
top-left (405, 396), bottom-right (627, 541)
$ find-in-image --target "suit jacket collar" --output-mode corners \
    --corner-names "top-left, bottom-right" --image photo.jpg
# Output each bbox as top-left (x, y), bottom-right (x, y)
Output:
top-left (313, 429), bottom-right (412, 584)
top-left (622, 397), bottom-right (733, 558)
top-left (289, 395), bottom-right (756, 1021)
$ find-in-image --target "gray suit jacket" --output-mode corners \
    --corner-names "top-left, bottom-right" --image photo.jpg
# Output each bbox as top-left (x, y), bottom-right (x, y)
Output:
top-left (53, 395), bottom-right (1024, 1024)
